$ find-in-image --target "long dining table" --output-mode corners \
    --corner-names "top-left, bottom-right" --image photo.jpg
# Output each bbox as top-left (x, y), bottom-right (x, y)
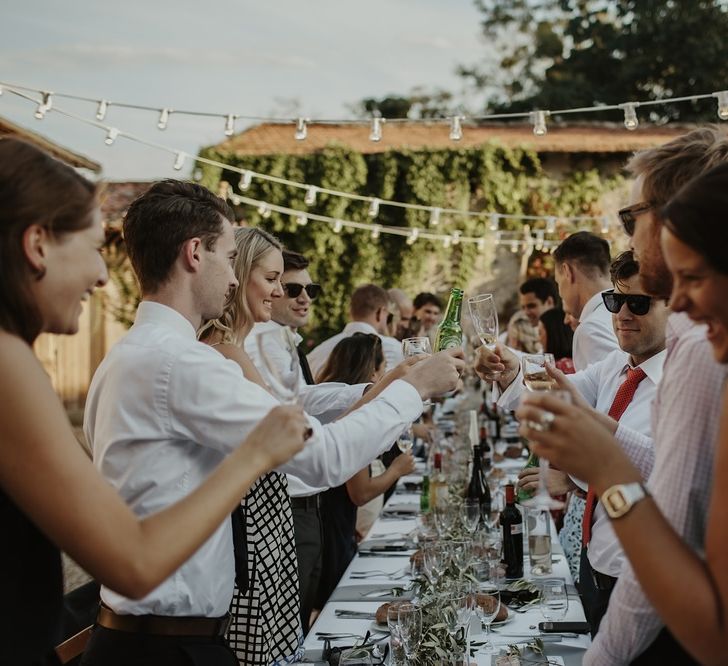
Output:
top-left (300, 458), bottom-right (591, 665)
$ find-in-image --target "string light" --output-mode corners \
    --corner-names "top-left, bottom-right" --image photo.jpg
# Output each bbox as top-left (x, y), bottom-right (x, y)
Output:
top-left (368, 198), bottom-right (380, 218)
top-left (157, 108), bottom-right (170, 130)
top-left (714, 91), bottom-right (728, 120)
top-left (104, 127), bottom-right (119, 145)
top-left (238, 171), bottom-right (253, 190)
top-left (429, 207), bottom-right (441, 226)
top-left (477, 238), bottom-right (486, 252)
top-left (34, 92), bottom-right (52, 119)
top-left (600, 216), bottom-right (610, 234)
top-left (489, 213), bottom-right (499, 232)
top-left (531, 110), bottom-right (547, 136)
top-left (442, 236), bottom-right (452, 249)
top-left (173, 152), bottom-right (185, 170)
top-left (304, 186), bottom-right (318, 206)
top-left (546, 216), bottom-right (557, 233)
top-left (449, 115), bottom-right (463, 141)
top-left (452, 230), bottom-right (462, 245)
top-left (295, 213), bottom-right (308, 226)
top-left (369, 113), bottom-right (384, 142)
top-left (494, 232), bottom-right (502, 246)
top-left (224, 113), bottom-right (235, 137)
top-left (333, 219), bottom-right (343, 233)
top-left (406, 228), bottom-right (419, 245)
top-left (371, 225), bottom-right (381, 239)
top-left (295, 117), bottom-right (308, 141)
top-left (510, 242), bottom-right (519, 253)
top-left (95, 99), bottom-right (108, 121)
top-left (620, 103), bottom-right (639, 130)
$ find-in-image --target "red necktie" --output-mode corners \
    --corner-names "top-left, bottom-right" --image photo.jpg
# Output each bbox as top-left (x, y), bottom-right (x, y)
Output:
top-left (582, 366), bottom-right (647, 545)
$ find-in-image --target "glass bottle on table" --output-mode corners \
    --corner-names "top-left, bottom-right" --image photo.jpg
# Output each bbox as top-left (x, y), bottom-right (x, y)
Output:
top-left (516, 446), bottom-right (539, 503)
top-left (434, 287), bottom-right (463, 351)
top-left (420, 474), bottom-right (430, 513)
top-left (466, 410), bottom-right (490, 525)
top-left (429, 452), bottom-right (449, 509)
top-left (500, 483), bottom-right (524, 579)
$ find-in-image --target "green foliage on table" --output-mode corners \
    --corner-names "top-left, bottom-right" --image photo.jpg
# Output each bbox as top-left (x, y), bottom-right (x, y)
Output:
top-left (197, 142), bottom-right (619, 344)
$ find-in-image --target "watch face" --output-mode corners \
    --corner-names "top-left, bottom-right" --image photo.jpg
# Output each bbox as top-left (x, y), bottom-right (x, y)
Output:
top-left (608, 490), bottom-right (628, 513)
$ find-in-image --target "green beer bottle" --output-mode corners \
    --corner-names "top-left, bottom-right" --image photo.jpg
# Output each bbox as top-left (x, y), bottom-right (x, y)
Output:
top-left (420, 474), bottom-right (430, 513)
top-left (434, 287), bottom-right (463, 351)
top-left (516, 448), bottom-right (539, 503)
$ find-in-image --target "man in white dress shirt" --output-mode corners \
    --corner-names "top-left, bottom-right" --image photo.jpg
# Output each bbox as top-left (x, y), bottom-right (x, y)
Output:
top-left (490, 251), bottom-right (669, 632)
top-left (307, 283), bottom-right (404, 378)
top-left (552, 231), bottom-right (619, 370)
top-left (82, 180), bottom-right (463, 665)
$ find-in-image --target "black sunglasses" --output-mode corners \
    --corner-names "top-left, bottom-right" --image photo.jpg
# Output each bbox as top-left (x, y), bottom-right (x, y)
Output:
top-left (618, 201), bottom-right (654, 236)
top-left (602, 289), bottom-right (652, 316)
top-left (282, 282), bottom-right (322, 300)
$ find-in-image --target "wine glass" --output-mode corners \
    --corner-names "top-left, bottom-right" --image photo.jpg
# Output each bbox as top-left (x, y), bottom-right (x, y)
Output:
top-left (339, 648), bottom-right (373, 665)
top-left (402, 336), bottom-right (432, 358)
top-left (484, 488), bottom-right (505, 532)
top-left (441, 593), bottom-right (472, 643)
top-left (256, 327), bottom-right (301, 404)
top-left (397, 603), bottom-right (422, 665)
top-left (460, 498), bottom-right (481, 534)
top-left (433, 505), bottom-right (455, 538)
top-left (397, 424), bottom-right (415, 454)
top-left (467, 294), bottom-right (501, 380)
top-left (519, 389), bottom-right (571, 510)
top-left (540, 578), bottom-right (569, 621)
top-left (474, 582), bottom-right (501, 654)
top-left (387, 605), bottom-right (406, 666)
top-left (521, 353), bottom-right (556, 392)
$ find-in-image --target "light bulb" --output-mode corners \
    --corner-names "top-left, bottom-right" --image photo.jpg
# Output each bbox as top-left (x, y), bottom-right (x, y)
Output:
top-left (530, 110), bottom-right (547, 136)
top-left (714, 91), bottom-right (728, 120)
top-left (371, 225), bottom-right (381, 239)
top-left (477, 238), bottom-right (486, 251)
top-left (489, 213), bottom-right (499, 232)
top-left (406, 228), bottom-right (419, 245)
top-left (104, 127), bottom-right (119, 145)
top-left (224, 114), bottom-right (235, 137)
top-left (369, 114), bottom-right (384, 142)
top-left (620, 103), bottom-right (639, 130)
top-left (304, 186), bottom-right (317, 206)
top-left (173, 152), bottom-right (185, 171)
top-left (449, 115), bottom-right (463, 141)
top-left (429, 207), bottom-right (441, 226)
top-left (96, 99), bottom-right (108, 121)
top-left (494, 232), bottom-right (502, 246)
top-left (442, 236), bottom-right (452, 249)
top-left (511, 242), bottom-right (519, 253)
top-left (546, 216), bottom-right (557, 233)
top-left (158, 108), bottom-right (170, 130)
top-left (601, 216), bottom-right (610, 234)
top-left (238, 171), bottom-right (253, 190)
top-left (368, 198), bottom-right (380, 218)
top-left (333, 219), bottom-right (343, 233)
top-left (295, 213), bottom-right (308, 226)
top-left (452, 231), bottom-right (461, 245)
top-left (257, 203), bottom-right (271, 218)
top-left (295, 117), bottom-right (308, 141)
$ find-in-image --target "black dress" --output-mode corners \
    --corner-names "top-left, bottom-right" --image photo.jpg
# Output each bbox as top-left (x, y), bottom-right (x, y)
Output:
top-left (316, 483), bottom-right (358, 606)
top-left (0, 489), bottom-right (63, 665)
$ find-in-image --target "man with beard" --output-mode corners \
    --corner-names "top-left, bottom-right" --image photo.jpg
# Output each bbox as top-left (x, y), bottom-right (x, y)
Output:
top-left (517, 128), bottom-right (728, 665)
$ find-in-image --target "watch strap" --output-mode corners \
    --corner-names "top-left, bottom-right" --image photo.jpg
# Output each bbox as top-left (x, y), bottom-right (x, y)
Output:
top-left (601, 482), bottom-right (649, 519)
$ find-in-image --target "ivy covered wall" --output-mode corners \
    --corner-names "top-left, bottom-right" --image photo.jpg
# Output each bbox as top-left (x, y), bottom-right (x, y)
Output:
top-left (198, 141), bottom-right (621, 343)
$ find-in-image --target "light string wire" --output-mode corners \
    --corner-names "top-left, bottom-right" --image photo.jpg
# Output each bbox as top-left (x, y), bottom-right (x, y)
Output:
top-left (2, 83), bottom-right (617, 233)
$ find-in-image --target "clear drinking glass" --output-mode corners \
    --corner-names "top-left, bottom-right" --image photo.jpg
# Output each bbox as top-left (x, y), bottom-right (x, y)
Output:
top-left (484, 488), bottom-right (505, 531)
top-left (256, 328), bottom-right (301, 404)
top-left (475, 582), bottom-right (501, 654)
top-left (521, 353), bottom-right (557, 392)
top-left (397, 424), bottom-right (415, 454)
top-left (387, 604), bottom-right (406, 666)
top-left (402, 336), bottom-right (432, 358)
top-left (339, 648), bottom-right (373, 665)
top-left (540, 578), bottom-right (569, 621)
top-left (527, 508), bottom-right (553, 576)
top-left (467, 293), bottom-right (501, 380)
top-left (397, 603), bottom-right (422, 665)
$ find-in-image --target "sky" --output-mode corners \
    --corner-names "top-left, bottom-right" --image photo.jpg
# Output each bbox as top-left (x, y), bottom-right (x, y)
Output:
top-left (1, 0), bottom-right (489, 180)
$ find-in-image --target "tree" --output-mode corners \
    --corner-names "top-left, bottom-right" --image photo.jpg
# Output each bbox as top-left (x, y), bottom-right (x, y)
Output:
top-left (459, 0), bottom-right (728, 121)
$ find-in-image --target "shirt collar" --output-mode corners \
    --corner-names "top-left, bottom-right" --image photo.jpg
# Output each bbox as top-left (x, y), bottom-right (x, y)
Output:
top-left (134, 301), bottom-right (198, 340)
top-left (581, 290), bottom-right (608, 320)
top-left (623, 348), bottom-right (667, 385)
top-left (343, 321), bottom-right (379, 336)
top-left (253, 319), bottom-right (303, 346)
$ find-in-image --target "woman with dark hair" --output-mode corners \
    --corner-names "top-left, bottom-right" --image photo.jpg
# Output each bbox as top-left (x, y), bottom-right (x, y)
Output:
top-left (0, 139), bottom-right (306, 665)
top-left (518, 162), bottom-right (728, 664)
top-left (538, 308), bottom-right (575, 374)
top-left (316, 333), bottom-right (415, 606)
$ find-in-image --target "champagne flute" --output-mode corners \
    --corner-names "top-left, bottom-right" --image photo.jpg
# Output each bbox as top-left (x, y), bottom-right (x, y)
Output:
top-left (521, 353), bottom-right (556, 392)
top-left (461, 498), bottom-right (481, 534)
top-left (467, 294), bottom-right (501, 380)
top-left (484, 488), bottom-right (505, 532)
top-left (402, 337), bottom-right (432, 407)
top-left (475, 582), bottom-right (501, 654)
top-left (256, 327), bottom-right (301, 404)
top-left (519, 387), bottom-right (571, 510)
top-left (397, 424), bottom-right (415, 454)
top-left (387, 605), bottom-right (406, 666)
top-left (397, 603), bottom-right (422, 665)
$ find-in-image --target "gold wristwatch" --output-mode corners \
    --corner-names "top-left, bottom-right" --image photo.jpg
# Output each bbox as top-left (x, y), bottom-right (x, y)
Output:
top-left (601, 482), bottom-right (649, 519)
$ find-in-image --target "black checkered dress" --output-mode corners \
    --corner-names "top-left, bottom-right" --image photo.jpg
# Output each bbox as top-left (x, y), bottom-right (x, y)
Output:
top-left (226, 471), bottom-right (304, 665)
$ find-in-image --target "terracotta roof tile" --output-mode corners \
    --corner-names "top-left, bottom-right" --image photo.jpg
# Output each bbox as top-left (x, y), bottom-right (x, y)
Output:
top-left (210, 121), bottom-right (695, 157)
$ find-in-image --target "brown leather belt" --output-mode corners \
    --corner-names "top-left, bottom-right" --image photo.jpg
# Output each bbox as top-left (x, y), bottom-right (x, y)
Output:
top-left (97, 604), bottom-right (231, 637)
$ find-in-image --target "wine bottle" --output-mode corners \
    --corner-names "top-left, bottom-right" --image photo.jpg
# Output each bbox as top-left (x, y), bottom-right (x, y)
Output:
top-left (434, 287), bottom-right (463, 351)
top-left (500, 483), bottom-right (524, 579)
top-left (516, 449), bottom-right (539, 503)
top-left (467, 432), bottom-right (491, 519)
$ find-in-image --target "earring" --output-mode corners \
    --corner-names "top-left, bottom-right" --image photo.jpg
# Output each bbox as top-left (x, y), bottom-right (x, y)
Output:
top-left (34, 264), bottom-right (46, 280)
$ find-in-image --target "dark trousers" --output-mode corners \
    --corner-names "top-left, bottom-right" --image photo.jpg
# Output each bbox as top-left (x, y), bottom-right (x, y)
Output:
top-left (79, 626), bottom-right (238, 666)
top-left (631, 627), bottom-right (700, 665)
top-left (292, 503), bottom-right (323, 633)
top-left (579, 548), bottom-right (616, 636)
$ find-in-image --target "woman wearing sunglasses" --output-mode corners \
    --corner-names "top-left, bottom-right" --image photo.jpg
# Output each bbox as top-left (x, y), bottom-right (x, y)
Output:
top-left (518, 163), bottom-right (728, 664)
